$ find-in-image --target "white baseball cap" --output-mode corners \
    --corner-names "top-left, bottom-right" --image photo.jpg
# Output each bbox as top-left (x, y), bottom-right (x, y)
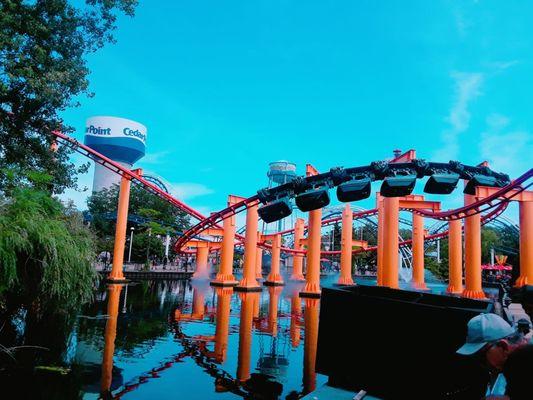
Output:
top-left (456, 313), bottom-right (515, 355)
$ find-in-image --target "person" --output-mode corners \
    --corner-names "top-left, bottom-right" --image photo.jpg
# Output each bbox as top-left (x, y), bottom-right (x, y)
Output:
top-left (502, 344), bottom-right (533, 399)
top-left (456, 313), bottom-right (526, 398)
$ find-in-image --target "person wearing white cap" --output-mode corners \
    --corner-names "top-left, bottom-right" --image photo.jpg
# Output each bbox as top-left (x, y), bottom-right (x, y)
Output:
top-left (456, 313), bottom-right (526, 398)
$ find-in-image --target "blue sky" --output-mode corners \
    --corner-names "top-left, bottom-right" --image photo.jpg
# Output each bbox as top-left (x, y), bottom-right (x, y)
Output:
top-left (60, 0), bottom-right (532, 224)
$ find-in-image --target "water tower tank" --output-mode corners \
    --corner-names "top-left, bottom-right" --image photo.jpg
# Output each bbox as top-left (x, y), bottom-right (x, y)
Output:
top-left (267, 161), bottom-right (297, 185)
top-left (84, 116), bottom-right (147, 192)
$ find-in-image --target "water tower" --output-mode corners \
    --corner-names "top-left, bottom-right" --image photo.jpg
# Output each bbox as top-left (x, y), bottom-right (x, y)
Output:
top-left (266, 161), bottom-right (297, 232)
top-left (84, 116), bottom-right (147, 192)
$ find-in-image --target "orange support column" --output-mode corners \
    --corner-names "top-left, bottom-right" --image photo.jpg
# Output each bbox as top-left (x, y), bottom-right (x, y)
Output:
top-left (382, 197), bottom-right (400, 288)
top-left (376, 194), bottom-right (385, 286)
top-left (411, 212), bottom-right (428, 290)
top-left (236, 292), bottom-right (258, 382)
top-left (447, 219), bottom-right (463, 294)
top-left (303, 298), bottom-right (319, 395)
top-left (267, 286), bottom-right (282, 336)
top-left (100, 284), bottom-right (123, 397)
top-left (463, 194), bottom-right (486, 299)
top-left (266, 234), bottom-right (284, 285)
top-left (109, 175), bottom-right (134, 282)
top-left (338, 204), bottom-right (355, 285)
top-left (214, 287), bottom-right (232, 363)
top-left (255, 239), bottom-right (264, 281)
top-left (212, 197), bottom-right (240, 286)
top-left (300, 208), bottom-right (322, 297)
top-left (193, 245), bottom-right (210, 279)
top-left (236, 203), bottom-right (261, 291)
top-left (290, 218), bottom-right (306, 281)
top-left (516, 201), bottom-right (533, 287)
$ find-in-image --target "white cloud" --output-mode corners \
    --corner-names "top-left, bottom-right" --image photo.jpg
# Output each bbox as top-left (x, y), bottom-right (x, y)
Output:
top-left (434, 71), bottom-right (483, 161)
top-left (139, 151), bottom-right (172, 165)
top-left (170, 182), bottom-right (214, 201)
top-left (479, 114), bottom-right (532, 177)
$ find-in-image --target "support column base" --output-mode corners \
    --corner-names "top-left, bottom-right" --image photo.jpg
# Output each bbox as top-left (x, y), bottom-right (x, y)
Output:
top-left (446, 284), bottom-right (464, 295)
top-left (462, 289), bottom-right (487, 299)
top-left (336, 276), bottom-right (355, 286)
top-left (210, 273), bottom-right (239, 287)
top-left (265, 273), bottom-right (284, 286)
top-left (106, 276), bottom-right (129, 284)
top-left (514, 276), bottom-right (528, 288)
top-left (411, 281), bottom-right (429, 291)
top-left (234, 285), bottom-right (262, 292)
top-left (299, 283), bottom-right (321, 298)
top-left (235, 278), bottom-right (262, 292)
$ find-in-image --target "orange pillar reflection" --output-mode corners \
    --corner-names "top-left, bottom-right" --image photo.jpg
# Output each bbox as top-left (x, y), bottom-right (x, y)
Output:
top-left (236, 292), bottom-right (258, 382)
top-left (109, 174), bottom-right (134, 282)
top-left (212, 196), bottom-right (239, 286)
top-left (447, 219), bottom-right (463, 294)
top-left (100, 284), bottom-right (123, 396)
top-left (411, 212), bottom-right (428, 290)
top-left (290, 289), bottom-right (302, 348)
top-left (267, 286), bottom-right (282, 336)
top-left (266, 234), bottom-right (284, 285)
top-left (463, 194), bottom-right (485, 299)
top-left (290, 218), bottom-right (306, 281)
top-left (214, 287), bottom-right (233, 363)
top-left (300, 208), bottom-right (322, 297)
top-left (303, 298), bottom-right (319, 394)
top-left (376, 193), bottom-right (385, 286)
top-left (382, 197), bottom-right (400, 288)
top-left (338, 204), bottom-right (355, 285)
top-left (236, 203), bottom-right (261, 291)
top-left (193, 245), bottom-right (209, 279)
top-left (516, 201), bottom-right (533, 287)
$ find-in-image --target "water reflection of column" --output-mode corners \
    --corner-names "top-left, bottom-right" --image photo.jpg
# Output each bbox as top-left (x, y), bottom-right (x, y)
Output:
top-left (237, 292), bottom-right (259, 382)
top-left (101, 284), bottom-right (123, 396)
top-left (214, 287), bottom-right (233, 363)
top-left (290, 289), bottom-right (302, 348)
top-left (303, 298), bottom-right (319, 394)
top-left (268, 286), bottom-right (282, 336)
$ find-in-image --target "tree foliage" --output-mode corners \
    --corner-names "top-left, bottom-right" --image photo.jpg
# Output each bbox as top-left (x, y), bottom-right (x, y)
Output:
top-left (87, 184), bottom-right (190, 260)
top-left (0, 176), bottom-right (97, 313)
top-left (0, 0), bottom-right (137, 193)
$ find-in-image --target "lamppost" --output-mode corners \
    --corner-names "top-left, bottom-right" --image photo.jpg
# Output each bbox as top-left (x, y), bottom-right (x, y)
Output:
top-left (128, 226), bottom-right (135, 263)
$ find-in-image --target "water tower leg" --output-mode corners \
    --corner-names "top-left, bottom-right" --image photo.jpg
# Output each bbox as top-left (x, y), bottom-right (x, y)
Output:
top-left (266, 234), bottom-right (284, 285)
top-left (338, 204), bottom-right (355, 285)
top-left (235, 204), bottom-right (261, 291)
top-left (108, 175), bottom-right (132, 282)
top-left (300, 208), bottom-right (322, 297)
top-left (446, 219), bottom-right (463, 294)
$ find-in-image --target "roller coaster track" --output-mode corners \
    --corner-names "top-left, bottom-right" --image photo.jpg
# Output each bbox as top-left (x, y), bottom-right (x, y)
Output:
top-left (51, 131), bottom-right (528, 259)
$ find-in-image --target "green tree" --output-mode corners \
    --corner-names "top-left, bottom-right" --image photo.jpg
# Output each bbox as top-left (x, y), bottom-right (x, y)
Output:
top-left (0, 0), bottom-right (137, 193)
top-left (87, 184), bottom-right (190, 260)
top-left (0, 173), bottom-right (97, 314)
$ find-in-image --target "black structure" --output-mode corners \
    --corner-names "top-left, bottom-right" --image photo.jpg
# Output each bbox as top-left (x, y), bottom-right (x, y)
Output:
top-left (316, 285), bottom-right (495, 399)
